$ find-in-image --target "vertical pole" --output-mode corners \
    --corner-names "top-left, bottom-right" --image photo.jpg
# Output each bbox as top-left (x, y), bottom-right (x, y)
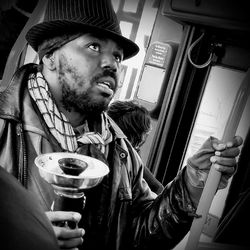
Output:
top-left (185, 68), bottom-right (250, 250)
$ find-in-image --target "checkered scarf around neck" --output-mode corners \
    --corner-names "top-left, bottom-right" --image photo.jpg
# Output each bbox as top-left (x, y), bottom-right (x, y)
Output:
top-left (28, 72), bottom-right (113, 153)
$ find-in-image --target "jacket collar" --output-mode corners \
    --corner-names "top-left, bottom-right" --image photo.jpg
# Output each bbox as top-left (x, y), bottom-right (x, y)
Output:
top-left (0, 63), bottom-right (38, 121)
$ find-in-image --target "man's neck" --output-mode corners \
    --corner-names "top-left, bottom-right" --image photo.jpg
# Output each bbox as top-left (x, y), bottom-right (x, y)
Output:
top-left (61, 108), bottom-right (86, 128)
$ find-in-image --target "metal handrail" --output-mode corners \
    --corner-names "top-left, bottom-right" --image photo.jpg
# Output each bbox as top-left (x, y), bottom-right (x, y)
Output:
top-left (185, 68), bottom-right (250, 250)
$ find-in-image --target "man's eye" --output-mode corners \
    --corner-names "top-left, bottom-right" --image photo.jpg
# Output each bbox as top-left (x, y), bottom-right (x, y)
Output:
top-left (114, 54), bottom-right (122, 63)
top-left (89, 43), bottom-right (100, 52)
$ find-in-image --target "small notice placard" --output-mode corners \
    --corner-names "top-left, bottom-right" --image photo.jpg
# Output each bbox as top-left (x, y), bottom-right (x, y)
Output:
top-left (146, 42), bottom-right (169, 68)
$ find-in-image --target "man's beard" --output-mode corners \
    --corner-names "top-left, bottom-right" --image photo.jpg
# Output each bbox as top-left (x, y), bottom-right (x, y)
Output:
top-left (57, 54), bottom-right (117, 117)
top-left (61, 83), bottom-right (109, 116)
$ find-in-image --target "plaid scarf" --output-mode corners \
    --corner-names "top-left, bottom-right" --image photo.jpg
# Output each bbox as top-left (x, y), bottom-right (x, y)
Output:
top-left (28, 72), bottom-right (112, 153)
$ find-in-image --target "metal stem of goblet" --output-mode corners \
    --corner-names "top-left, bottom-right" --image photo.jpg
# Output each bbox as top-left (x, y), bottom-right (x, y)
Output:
top-left (52, 192), bottom-right (86, 229)
top-left (53, 192), bottom-right (86, 212)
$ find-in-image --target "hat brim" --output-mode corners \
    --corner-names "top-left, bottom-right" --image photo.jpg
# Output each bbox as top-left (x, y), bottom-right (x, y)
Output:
top-left (25, 20), bottom-right (139, 60)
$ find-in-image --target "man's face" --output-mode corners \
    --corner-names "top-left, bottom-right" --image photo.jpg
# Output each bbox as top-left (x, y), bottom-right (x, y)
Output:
top-left (54, 33), bottom-right (123, 116)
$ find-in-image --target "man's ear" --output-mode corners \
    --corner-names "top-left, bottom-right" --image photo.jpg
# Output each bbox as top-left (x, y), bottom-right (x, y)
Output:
top-left (42, 53), bottom-right (56, 70)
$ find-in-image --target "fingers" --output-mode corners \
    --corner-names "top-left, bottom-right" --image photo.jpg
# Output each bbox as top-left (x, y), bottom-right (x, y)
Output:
top-left (233, 135), bottom-right (244, 146)
top-left (46, 211), bottom-right (82, 224)
top-left (210, 155), bottom-right (236, 189)
top-left (210, 135), bottom-right (241, 177)
top-left (212, 135), bottom-right (243, 151)
top-left (53, 225), bottom-right (85, 239)
top-left (211, 136), bottom-right (243, 160)
top-left (210, 155), bottom-right (236, 168)
top-left (52, 225), bottom-right (84, 249)
top-left (210, 151), bottom-right (237, 175)
top-left (214, 147), bottom-right (240, 158)
top-left (212, 163), bottom-right (236, 175)
top-left (46, 211), bottom-right (84, 249)
top-left (55, 226), bottom-right (84, 249)
top-left (58, 235), bottom-right (83, 249)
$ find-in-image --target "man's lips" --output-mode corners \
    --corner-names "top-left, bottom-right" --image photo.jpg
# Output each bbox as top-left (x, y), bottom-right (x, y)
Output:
top-left (96, 78), bottom-right (115, 97)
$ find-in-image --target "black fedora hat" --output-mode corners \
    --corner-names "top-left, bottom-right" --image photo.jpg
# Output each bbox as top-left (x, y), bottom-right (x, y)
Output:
top-left (26, 0), bottom-right (139, 60)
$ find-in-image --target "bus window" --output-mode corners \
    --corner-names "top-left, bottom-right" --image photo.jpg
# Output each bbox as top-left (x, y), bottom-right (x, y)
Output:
top-left (177, 66), bottom-right (250, 248)
top-left (182, 66), bottom-right (247, 166)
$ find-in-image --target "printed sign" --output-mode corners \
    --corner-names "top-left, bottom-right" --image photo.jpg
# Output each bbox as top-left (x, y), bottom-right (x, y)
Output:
top-left (146, 42), bottom-right (169, 68)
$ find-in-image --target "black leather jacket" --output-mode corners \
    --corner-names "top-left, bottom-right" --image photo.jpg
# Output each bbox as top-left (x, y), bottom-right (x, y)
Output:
top-left (0, 64), bottom-right (197, 250)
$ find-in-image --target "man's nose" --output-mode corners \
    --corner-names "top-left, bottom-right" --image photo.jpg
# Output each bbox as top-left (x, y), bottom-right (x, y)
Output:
top-left (100, 53), bottom-right (118, 72)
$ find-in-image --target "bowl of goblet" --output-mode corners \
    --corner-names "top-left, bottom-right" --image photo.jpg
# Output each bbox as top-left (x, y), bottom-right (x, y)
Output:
top-left (58, 157), bottom-right (88, 176)
top-left (35, 152), bottom-right (109, 198)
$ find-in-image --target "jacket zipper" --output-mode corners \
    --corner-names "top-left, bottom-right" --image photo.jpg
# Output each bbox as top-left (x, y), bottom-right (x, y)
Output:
top-left (16, 123), bottom-right (28, 188)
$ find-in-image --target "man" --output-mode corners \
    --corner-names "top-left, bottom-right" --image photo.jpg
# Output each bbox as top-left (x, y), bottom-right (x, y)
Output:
top-left (107, 100), bottom-right (164, 194)
top-left (0, 0), bottom-right (243, 249)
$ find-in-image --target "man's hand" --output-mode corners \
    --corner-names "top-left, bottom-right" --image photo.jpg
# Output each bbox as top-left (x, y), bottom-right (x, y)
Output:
top-left (209, 136), bottom-right (243, 188)
top-left (185, 136), bottom-right (243, 205)
top-left (46, 211), bottom-right (85, 250)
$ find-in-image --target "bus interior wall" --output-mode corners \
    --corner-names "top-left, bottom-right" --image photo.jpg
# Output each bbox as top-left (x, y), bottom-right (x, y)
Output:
top-left (140, 0), bottom-right (250, 186)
